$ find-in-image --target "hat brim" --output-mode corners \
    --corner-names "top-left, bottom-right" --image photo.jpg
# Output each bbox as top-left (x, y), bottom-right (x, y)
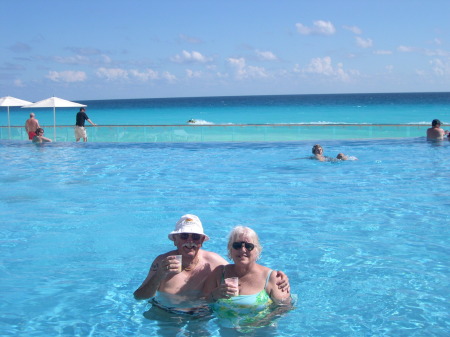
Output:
top-left (168, 232), bottom-right (210, 241)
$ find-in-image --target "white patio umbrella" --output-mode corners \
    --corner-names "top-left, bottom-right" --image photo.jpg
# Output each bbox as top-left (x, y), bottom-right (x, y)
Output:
top-left (0, 96), bottom-right (32, 139)
top-left (23, 96), bottom-right (87, 140)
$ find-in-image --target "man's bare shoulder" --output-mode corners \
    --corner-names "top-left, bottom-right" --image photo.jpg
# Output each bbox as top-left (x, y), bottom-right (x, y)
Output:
top-left (200, 250), bottom-right (228, 267)
top-left (154, 250), bottom-right (178, 261)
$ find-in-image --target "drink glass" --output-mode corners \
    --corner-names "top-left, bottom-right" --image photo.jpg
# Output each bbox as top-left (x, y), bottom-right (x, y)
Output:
top-left (174, 255), bottom-right (182, 272)
top-left (225, 277), bottom-right (239, 296)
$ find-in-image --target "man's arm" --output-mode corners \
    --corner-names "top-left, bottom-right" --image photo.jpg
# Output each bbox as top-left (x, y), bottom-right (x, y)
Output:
top-left (87, 119), bottom-right (96, 126)
top-left (134, 254), bottom-right (180, 300)
top-left (275, 270), bottom-right (290, 293)
top-left (134, 258), bottom-right (164, 300)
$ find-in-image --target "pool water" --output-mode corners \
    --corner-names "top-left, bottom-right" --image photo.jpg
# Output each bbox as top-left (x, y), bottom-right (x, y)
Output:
top-left (1, 138), bottom-right (449, 336)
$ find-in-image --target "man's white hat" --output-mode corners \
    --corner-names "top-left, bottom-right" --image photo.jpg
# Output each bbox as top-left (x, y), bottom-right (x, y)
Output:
top-left (168, 214), bottom-right (210, 241)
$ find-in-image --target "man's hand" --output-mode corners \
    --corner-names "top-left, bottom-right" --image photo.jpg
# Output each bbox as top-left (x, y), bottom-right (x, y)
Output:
top-left (275, 270), bottom-right (290, 293)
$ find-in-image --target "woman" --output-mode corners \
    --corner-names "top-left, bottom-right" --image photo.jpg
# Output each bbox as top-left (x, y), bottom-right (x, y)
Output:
top-left (203, 226), bottom-right (292, 329)
top-left (32, 128), bottom-right (52, 143)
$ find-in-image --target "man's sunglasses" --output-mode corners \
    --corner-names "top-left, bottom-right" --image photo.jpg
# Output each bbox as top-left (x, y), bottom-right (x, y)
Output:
top-left (179, 233), bottom-right (202, 241)
top-left (232, 241), bottom-right (255, 251)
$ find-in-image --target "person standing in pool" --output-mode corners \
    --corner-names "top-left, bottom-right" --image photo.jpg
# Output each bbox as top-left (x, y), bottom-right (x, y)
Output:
top-left (426, 119), bottom-right (448, 140)
top-left (75, 107), bottom-right (96, 142)
top-left (133, 214), bottom-right (289, 315)
top-left (25, 112), bottom-right (40, 140)
top-left (204, 226), bottom-right (292, 329)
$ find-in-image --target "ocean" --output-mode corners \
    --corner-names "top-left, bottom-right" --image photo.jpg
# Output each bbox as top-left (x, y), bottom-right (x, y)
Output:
top-left (3, 92), bottom-right (450, 127)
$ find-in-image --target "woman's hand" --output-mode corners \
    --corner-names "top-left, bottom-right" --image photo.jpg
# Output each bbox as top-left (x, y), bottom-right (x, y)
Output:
top-left (211, 282), bottom-right (238, 300)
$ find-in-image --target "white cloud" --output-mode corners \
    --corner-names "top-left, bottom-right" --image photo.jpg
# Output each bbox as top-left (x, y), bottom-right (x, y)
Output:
top-left (430, 58), bottom-right (450, 76)
top-left (101, 55), bottom-right (112, 64)
top-left (227, 57), bottom-right (268, 79)
top-left (301, 56), bottom-right (355, 82)
top-left (255, 50), bottom-right (278, 61)
top-left (129, 69), bottom-right (159, 81)
top-left (179, 34), bottom-right (202, 44)
top-left (356, 37), bottom-right (373, 48)
top-left (424, 49), bottom-right (450, 57)
top-left (46, 70), bottom-right (87, 82)
top-left (171, 50), bottom-right (212, 63)
top-left (186, 69), bottom-right (202, 78)
top-left (397, 45), bottom-right (415, 52)
top-left (343, 25), bottom-right (362, 35)
top-left (433, 38), bottom-right (442, 45)
top-left (54, 55), bottom-right (90, 65)
top-left (161, 71), bottom-right (176, 82)
top-left (96, 67), bottom-right (129, 81)
top-left (96, 67), bottom-right (176, 82)
top-left (296, 20), bottom-right (336, 35)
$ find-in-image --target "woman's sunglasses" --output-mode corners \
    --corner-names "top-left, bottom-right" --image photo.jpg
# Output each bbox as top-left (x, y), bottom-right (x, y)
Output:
top-left (232, 241), bottom-right (255, 251)
top-left (179, 233), bottom-right (202, 241)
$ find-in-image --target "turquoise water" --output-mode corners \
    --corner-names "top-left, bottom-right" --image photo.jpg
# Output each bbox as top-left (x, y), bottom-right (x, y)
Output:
top-left (2, 92), bottom-right (448, 142)
top-left (1, 138), bottom-right (449, 336)
top-left (3, 92), bottom-right (450, 127)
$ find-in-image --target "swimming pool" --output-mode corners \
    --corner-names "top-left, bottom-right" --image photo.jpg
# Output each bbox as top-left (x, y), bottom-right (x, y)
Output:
top-left (1, 138), bottom-right (449, 336)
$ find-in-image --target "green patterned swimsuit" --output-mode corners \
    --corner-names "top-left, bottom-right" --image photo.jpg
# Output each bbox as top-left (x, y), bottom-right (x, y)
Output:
top-left (212, 269), bottom-right (274, 328)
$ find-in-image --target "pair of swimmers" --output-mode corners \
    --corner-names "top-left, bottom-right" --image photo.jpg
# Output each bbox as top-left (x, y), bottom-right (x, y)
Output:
top-left (311, 144), bottom-right (357, 162)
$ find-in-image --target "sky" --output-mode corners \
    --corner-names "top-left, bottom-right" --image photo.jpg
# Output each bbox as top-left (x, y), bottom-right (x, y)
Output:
top-left (1, 0), bottom-right (450, 101)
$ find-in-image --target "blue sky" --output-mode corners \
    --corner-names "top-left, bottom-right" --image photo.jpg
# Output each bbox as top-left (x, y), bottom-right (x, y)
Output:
top-left (1, 0), bottom-right (450, 101)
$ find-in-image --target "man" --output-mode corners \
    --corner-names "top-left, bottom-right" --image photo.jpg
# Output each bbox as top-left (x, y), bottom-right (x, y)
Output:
top-left (25, 113), bottom-right (40, 140)
top-left (75, 107), bottom-right (96, 142)
top-left (426, 119), bottom-right (448, 140)
top-left (134, 214), bottom-right (289, 315)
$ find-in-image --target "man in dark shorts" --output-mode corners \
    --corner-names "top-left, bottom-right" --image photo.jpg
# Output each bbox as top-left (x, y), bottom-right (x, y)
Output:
top-left (75, 107), bottom-right (96, 142)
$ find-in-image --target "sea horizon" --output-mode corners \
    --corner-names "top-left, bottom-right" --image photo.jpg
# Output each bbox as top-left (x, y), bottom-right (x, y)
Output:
top-left (2, 91), bottom-right (448, 142)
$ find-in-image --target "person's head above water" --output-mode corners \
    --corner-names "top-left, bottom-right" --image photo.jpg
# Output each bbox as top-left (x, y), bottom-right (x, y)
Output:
top-left (312, 144), bottom-right (323, 155)
top-left (432, 119), bottom-right (441, 127)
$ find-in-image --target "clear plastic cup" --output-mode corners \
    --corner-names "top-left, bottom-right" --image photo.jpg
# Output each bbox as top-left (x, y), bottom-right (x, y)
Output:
top-left (174, 255), bottom-right (182, 272)
top-left (225, 277), bottom-right (239, 296)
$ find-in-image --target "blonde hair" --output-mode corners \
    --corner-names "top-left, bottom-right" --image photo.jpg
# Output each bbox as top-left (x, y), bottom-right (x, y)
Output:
top-left (227, 226), bottom-right (262, 260)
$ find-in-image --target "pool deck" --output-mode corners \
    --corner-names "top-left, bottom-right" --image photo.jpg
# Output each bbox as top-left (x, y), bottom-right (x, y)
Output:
top-left (0, 124), bottom-right (431, 142)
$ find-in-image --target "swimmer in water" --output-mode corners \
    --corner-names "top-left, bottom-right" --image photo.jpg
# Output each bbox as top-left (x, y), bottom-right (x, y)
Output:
top-left (187, 119), bottom-right (196, 124)
top-left (312, 145), bottom-right (357, 161)
top-left (311, 144), bottom-right (328, 161)
top-left (32, 128), bottom-right (52, 143)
